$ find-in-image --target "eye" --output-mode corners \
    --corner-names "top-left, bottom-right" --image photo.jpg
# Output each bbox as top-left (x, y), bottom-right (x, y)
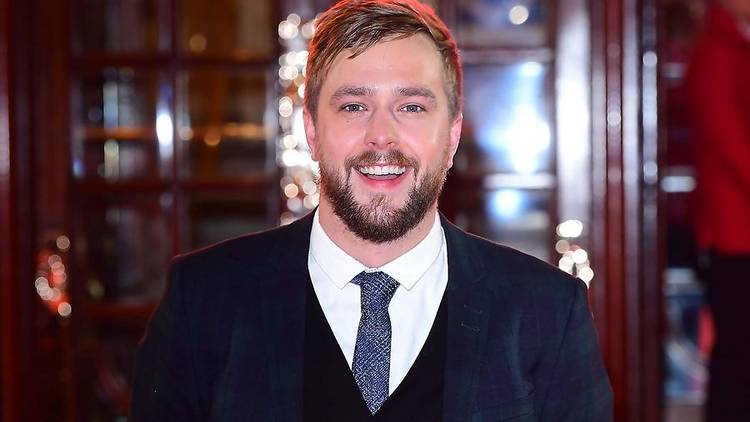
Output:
top-left (401, 104), bottom-right (425, 113)
top-left (341, 103), bottom-right (366, 113)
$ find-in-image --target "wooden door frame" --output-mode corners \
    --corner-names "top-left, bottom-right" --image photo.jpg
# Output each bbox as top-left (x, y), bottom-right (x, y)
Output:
top-left (1, 0), bottom-right (36, 420)
top-left (0, 0), bottom-right (18, 416)
top-left (589, 0), bottom-right (662, 420)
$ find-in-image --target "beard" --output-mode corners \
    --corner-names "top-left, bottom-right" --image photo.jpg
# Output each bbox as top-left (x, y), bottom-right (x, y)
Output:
top-left (319, 149), bottom-right (448, 243)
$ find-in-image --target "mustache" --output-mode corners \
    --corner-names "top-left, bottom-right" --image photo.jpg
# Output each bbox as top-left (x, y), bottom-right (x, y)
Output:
top-left (344, 150), bottom-right (419, 172)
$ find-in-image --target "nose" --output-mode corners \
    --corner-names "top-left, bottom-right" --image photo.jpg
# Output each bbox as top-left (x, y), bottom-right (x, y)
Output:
top-left (364, 108), bottom-right (399, 150)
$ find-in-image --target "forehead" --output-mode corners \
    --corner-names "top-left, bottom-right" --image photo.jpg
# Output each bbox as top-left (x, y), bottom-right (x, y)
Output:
top-left (320, 33), bottom-right (446, 97)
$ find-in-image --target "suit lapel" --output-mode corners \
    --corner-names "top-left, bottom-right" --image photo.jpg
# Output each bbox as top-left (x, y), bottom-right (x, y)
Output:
top-left (257, 213), bottom-right (314, 421)
top-left (440, 215), bottom-right (492, 422)
top-left (238, 211), bottom-right (494, 420)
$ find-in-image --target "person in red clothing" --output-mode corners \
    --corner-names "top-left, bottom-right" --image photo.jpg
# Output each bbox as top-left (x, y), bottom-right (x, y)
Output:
top-left (686, 0), bottom-right (750, 420)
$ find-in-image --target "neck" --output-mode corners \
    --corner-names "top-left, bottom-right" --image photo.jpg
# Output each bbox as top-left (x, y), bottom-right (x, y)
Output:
top-left (317, 201), bottom-right (437, 268)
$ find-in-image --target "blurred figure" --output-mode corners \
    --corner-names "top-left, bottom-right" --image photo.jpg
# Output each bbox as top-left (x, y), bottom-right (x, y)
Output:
top-left (686, 0), bottom-right (750, 420)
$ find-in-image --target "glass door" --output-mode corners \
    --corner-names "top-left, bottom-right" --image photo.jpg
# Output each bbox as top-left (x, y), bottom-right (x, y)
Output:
top-left (27, 0), bottom-right (598, 420)
top-left (63, 0), bottom-right (280, 419)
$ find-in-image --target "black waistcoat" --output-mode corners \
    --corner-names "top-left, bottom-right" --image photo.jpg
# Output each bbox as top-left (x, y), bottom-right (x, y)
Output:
top-left (303, 278), bottom-right (448, 421)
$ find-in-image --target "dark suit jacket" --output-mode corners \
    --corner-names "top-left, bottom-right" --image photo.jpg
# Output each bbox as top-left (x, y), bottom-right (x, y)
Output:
top-left (131, 213), bottom-right (613, 421)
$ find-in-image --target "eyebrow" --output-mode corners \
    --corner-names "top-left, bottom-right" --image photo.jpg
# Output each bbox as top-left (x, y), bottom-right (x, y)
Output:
top-left (329, 85), bottom-right (375, 104)
top-left (328, 85), bottom-right (438, 105)
top-left (395, 86), bottom-right (437, 102)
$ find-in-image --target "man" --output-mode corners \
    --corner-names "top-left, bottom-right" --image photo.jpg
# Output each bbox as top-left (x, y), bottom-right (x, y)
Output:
top-left (686, 0), bottom-right (750, 420)
top-left (131, 1), bottom-right (612, 420)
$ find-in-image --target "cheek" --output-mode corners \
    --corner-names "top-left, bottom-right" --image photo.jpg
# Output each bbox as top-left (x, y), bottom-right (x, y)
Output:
top-left (316, 123), bottom-right (362, 157)
top-left (323, 121), bottom-right (367, 148)
top-left (411, 125), bottom-right (450, 157)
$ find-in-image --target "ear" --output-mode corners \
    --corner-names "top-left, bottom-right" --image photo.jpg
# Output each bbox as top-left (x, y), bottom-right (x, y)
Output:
top-left (445, 113), bottom-right (463, 169)
top-left (303, 108), bottom-right (320, 161)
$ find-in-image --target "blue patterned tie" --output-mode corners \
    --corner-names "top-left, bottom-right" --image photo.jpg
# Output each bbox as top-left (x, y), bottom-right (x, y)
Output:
top-left (351, 271), bottom-right (399, 415)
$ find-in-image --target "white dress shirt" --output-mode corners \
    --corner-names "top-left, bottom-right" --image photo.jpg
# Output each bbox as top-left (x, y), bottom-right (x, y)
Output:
top-left (307, 209), bottom-right (449, 395)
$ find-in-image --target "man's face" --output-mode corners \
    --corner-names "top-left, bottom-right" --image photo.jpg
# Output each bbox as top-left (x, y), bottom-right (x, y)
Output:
top-left (304, 33), bottom-right (462, 242)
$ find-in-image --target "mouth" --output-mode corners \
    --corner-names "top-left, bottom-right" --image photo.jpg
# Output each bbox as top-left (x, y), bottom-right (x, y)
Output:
top-left (356, 164), bottom-right (408, 181)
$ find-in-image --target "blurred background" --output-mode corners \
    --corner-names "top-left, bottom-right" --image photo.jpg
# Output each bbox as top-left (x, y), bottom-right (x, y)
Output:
top-left (0, 0), bottom-right (723, 420)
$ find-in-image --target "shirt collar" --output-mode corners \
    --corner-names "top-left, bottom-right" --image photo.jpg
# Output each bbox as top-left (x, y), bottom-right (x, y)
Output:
top-left (309, 209), bottom-right (443, 291)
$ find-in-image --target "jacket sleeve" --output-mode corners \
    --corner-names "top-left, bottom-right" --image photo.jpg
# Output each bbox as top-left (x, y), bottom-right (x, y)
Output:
top-left (538, 280), bottom-right (613, 421)
top-left (130, 256), bottom-right (202, 421)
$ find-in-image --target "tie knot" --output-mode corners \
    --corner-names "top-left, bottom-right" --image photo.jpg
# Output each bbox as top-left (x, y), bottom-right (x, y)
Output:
top-left (352, 271), bottom-right (399, 311)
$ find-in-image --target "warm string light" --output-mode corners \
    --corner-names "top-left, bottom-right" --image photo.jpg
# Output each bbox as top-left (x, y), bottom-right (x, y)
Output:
top-left (277, 13), bottom-right (319, 224)
top-left (35, 235), bottom-right (72, 318)
top-left (555, 220), bottom-right (595, 285)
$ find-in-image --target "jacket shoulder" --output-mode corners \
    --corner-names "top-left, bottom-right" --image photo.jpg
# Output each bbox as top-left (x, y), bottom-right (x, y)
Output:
top-left (174, 215), bottom-right (309, 274)
top-left (461, 229), bottom-right (585, 298)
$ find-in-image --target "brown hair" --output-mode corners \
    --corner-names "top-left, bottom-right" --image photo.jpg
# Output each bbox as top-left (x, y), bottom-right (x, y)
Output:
top-left (304, 0), bottom-right (462, 119)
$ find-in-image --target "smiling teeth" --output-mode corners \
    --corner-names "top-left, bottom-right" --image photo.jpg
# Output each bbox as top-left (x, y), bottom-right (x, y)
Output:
top-left (359, 165), bottom-right (407, 175)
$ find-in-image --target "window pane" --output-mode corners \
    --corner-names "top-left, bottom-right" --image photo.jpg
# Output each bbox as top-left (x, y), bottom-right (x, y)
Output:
top-left (456, 62), bottom-right (552, 175)
top-left (457, 188), bottom-right (553, 262)
top-left (183, 193), bottom-right (272, 251)
top-left (178, 69), bottom-right (269, 179)
top-left (74, 194), bottom-right (170, 302)
top-left (181, 0), bottom-right (273, 57)
top-left (72, 0), bottom-right (167, 53)
top-left (456, 0), bottom-right (550, 48)
top-left (72, 69), bottom-right (170, 180)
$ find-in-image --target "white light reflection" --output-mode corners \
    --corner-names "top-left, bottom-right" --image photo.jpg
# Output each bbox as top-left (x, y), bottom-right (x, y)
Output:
top-left (509, 5), bottom-right (530, 25)
top-left (57, 302), bottom-right (72, 317)
top-left (520, 61), bottom-right (543, 77)
top-left (282, 134), bottom-right (298, 149)
top-left (284, 183), bottom-right (299, 198)
top-left (301, 21), bottom-right (315, 39)
top-left (279, 97), bottom-right (294, 117)
top-left (292, 108), bottom-right (307, 150)
top-left (282, 149), bottom-right (299, 167)
top-left (103, 139), bottom-right (119, 179)
top-left (287, 197), bottom-right (302, 212)
top-left (661, 175), bottom-right (695, 193)
top-left (302, 180), bottom-right (317, 195)
top-left (497, 107), bottom-right (551, 175)
top-left (279, 20), bottom-right (299, 40)
top-left (557, 219), bottom-right (584, 238)
top-left (278, 14), bottom-right (319, 221)
top-left (572, 248), bottom-right (588, 264)
top-left (578, 267), bottom-right (594, 284)
top-left (559, 255), bottom-right (574, 272)
top-left (490, 189), bottom-right (523, 218)
top-left (287, 13), bottom-right (301, 26)
top-left (156, 110), bottom-right (173, 162)
top-left (555, 239), bottom-right (570, 254)
top-left (56, 235), bottom-right (71, 252)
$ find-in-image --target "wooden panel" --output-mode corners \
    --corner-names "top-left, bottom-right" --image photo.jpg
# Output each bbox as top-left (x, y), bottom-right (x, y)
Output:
top-left (0, 0), bottom-right (16, 420)
top-left (641, 0), bottom-right (662, 418)
top-left (590, 0), bottom-right (662, 420)
top-left (1, 0), bottom-right (37, 420)
top-left (32, 0), bottom-right (77, 420)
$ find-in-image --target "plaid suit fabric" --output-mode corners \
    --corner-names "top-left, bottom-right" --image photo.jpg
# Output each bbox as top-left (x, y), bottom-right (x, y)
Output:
top-left (131, 212), bottom-right (613, 421)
